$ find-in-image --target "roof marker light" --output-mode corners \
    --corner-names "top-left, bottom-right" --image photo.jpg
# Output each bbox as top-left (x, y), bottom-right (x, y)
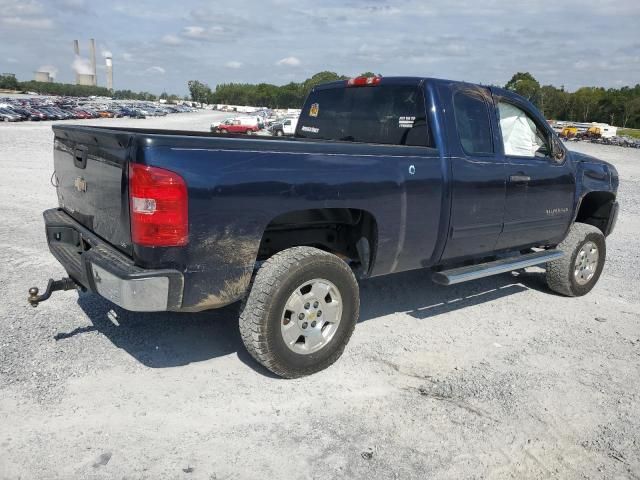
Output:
top-left (346, 76), bottom-right (382, 87)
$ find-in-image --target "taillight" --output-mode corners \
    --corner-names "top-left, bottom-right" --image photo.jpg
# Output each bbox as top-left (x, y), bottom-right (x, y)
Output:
top-left (129, 163), bottom-right (188, 247)
top-left (346, 76), bottom-right (382, 87)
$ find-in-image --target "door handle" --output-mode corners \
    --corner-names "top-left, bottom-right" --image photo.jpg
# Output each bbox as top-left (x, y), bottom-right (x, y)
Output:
top-left (509, 174), bottom-right (530, 183)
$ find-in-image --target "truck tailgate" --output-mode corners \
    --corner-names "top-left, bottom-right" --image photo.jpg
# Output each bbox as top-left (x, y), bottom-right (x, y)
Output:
top-left (52, 125), bottom-right (135, 256)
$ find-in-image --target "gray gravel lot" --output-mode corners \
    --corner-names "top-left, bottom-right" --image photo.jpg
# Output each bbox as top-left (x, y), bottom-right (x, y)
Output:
top-left (1, 112), bottom-right (639, 479)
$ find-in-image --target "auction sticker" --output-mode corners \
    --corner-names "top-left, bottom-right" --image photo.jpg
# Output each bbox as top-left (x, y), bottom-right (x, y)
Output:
top-left (309, 103), bottom-right (319, 117)
top-left (399, 116), bottom-right (415, 128)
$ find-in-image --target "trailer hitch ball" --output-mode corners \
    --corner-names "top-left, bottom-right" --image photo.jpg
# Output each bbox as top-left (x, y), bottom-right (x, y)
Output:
top-left (28, 287), bottom-right (40, 306)
top-left (28, 278), bottom-right (77, 307)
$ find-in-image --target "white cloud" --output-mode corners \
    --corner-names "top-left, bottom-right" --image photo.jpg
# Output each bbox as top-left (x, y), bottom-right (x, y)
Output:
top-left (161, 34), bottom-right (182, 45)
top-left (145, 66), bottom-right (166, 74)
top-left (122, 52), bottom-right (134, 62)
top-left (72, 56), bottom-right (92, 75)
top-left (1, 16), bottom-right (53, 29)
top-left (38, 64), bottom-right (58, 78)
top-left (1, 0), bottom-right (45, 16)
top-left (182, 25), bottom-right (227, 41)
top-left (276, 56), bottom-right (301, 67)
top-left (225, 61), bottom-right (243, 69)
top-left (183, 26), bottom-right (206, 38)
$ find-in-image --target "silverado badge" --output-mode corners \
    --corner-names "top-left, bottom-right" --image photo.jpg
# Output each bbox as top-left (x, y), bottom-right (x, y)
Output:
top-left (74, 177), bottom-right (87, 193)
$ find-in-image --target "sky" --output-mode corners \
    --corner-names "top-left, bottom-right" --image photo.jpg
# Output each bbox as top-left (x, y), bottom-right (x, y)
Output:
top-left (1, 0), bottom-right (639, 95)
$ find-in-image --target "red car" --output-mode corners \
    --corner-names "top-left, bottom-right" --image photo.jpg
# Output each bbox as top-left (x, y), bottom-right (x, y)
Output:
top-left (213, 118), bottom-right (259, 134)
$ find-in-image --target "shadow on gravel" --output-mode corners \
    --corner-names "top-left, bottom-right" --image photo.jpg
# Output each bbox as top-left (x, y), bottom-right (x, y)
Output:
top-left (55, 293), bottom-right (277, 377)
top-left (358, 268), bottom-right (549, 322)
top-left (53, 268), bottom-right (549, 376)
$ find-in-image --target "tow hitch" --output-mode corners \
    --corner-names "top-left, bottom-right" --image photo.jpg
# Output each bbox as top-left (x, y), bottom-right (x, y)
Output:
top-left (28, 278), bottom-right (79, 307)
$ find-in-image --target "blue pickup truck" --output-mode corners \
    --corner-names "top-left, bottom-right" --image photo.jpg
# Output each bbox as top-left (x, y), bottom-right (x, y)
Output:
top-left (30, 76), bottom-right (619, 377)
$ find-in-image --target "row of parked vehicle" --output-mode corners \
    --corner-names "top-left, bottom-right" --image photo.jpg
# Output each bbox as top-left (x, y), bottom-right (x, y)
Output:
top-left (210, 108), bottom-right (300, 136)
top-left (0, 97), bottom-right (195, 122)
top-left (568, 135), bottom-right (640, 149)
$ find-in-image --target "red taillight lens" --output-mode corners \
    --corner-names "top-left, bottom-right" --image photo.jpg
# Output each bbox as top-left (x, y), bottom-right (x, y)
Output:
top-left (346, 76), bottom-right (382, 87)
top-left (129, 163), bottom-right (188, 247)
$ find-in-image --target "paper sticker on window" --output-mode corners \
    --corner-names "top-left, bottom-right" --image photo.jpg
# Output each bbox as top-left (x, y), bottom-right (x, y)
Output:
top-left (309, 103), bottom-right (319, 117)
top-left (399, 116), bottom-right (415, 128)
top-left (301, 126), bottom-right (319, 133)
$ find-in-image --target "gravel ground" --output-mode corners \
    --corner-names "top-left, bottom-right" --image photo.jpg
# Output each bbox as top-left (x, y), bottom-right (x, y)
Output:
top-left (1, 113), bottom-right (639, 479)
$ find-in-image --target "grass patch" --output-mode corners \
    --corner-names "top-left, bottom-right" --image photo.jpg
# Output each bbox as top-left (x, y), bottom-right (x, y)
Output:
top-left (619, 128), bottom-right (640, 139)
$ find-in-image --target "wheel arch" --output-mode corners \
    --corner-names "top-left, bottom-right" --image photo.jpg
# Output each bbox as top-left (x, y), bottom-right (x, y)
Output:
top-left (257, 208), bottom-right (378, 277)
top-left (575, 191), bottom-right (617, 236)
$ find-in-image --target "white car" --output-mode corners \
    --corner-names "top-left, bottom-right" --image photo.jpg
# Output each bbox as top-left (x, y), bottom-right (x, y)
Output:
top-left (270, 117), bottom-right (298, 136)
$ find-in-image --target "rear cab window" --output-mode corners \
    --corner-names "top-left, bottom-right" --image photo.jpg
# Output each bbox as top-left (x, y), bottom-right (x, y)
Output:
top-left (296, 83), bottom-right (433, 147)
top-left (452, 89), bottom-right (494, 155)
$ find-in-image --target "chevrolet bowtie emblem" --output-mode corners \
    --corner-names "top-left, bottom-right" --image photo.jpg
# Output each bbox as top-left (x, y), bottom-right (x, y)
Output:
top-left (74, 177), bottom-right (87, 193)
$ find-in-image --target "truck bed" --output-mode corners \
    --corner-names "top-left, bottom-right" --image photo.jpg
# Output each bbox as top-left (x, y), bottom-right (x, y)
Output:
top-left (52, 123), bottom-right (446, 311)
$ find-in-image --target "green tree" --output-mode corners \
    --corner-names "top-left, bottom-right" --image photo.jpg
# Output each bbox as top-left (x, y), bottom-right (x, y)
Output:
top-left (0, 74), bottom-right (19, 90)
top-left (187, 80), bottom-right (212, 104)
top-left (505, 72), bottom-right (541, 103)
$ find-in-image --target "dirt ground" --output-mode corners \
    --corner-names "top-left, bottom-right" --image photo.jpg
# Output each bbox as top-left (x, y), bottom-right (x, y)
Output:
top-left (1, 112), bottom-right (638, 480)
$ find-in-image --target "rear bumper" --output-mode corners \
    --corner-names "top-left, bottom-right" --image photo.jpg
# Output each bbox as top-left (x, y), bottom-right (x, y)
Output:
top-left (44, 208), bottom-right (183, 311)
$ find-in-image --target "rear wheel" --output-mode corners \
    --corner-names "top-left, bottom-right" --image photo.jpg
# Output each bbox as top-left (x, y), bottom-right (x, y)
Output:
top-left (546, 223), bottom-right (606, 297)
top-left (239, 247), bottom-right (359, 378)
top-left (219, 128), bottom-right (227, 134)
top-left (275, 130), bottom-right (284, 137)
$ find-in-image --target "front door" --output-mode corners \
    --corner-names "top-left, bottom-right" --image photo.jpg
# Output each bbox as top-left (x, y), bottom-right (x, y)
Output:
top-left (493, 93), bottom-right (575, 250)
top-left (440, 84), bottom-right (507, 262)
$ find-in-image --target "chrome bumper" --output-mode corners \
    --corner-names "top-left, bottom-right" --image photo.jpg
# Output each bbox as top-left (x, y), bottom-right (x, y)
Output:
top-left (43, 208), bottom-right (183, 312)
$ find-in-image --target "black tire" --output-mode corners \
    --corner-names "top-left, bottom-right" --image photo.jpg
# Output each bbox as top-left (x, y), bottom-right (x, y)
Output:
top-left (239, 247), bottom-right (359, 378)
top-left (546, 223), bottom-right (606, 297)
top-left (219, 128), bottom-right (227, 134)
top-left (246, 129), bottom-right (253, 135)
top-left (275, 130), bottom-right (284, 137)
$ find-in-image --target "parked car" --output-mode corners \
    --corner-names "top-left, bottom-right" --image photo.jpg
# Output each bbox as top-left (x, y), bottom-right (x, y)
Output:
top-left (0, 108), bottom-right (22, 121)
top-left (269, 117), bottom-right (298, 136)
top-left (212, 117), bottom-right (260, 134)
top-left (30, 76), bottom-right (619, 378)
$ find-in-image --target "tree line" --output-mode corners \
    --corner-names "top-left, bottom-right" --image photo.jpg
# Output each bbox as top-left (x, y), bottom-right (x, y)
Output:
top-left (505, 72), bottom-right (640, 128)
top-left (188, 71), bottom-right (640, 129)
top-left (188, 71), bottom-right (354, 109)
top-left (0, 75), bottom-right (183, 102)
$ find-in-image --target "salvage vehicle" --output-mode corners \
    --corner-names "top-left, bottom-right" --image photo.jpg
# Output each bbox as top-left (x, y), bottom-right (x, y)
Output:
top-left (269, 117), bottom-right (298, 136)
top-left (29, 76), bottom-right (619, 378)
top-left (211, 117), bottom-right (260, 134)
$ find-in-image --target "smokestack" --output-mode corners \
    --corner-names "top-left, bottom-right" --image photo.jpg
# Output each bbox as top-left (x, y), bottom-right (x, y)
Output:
top-left (89, 38), bottom-right (97, 86)
top-left (105, 55), bottom-right (113, 90)
top-left (73, 40), bottom-right (80, 84)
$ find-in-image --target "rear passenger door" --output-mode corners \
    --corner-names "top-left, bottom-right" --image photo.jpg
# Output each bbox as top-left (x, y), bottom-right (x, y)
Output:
top-left (492, 93), bottom-right (575, 250)
top-left (440, 85), bottom-right (507, 262)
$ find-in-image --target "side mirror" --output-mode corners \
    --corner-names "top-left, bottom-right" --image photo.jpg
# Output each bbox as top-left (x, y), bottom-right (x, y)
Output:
top-left (552, 137), bottom-right (566, 163)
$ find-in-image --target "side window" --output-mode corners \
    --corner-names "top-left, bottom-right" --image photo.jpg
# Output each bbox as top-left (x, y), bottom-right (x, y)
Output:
top-left (284, 119), bottom-right (291, 126)
top-left (498, 102), bottom-right (550, 158)
top-left (453, 91), bottom-right (494, 155)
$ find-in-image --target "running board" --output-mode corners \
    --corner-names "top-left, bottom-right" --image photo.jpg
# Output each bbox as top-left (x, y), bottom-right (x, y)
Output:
top-left (432, 250), bottom-right (564, 286)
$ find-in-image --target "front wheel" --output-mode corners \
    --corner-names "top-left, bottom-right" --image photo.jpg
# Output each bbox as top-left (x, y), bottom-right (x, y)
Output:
top-left (239, 247), bottom-right (359, 378)
top-left (246, 129), bottom-right (253, 135)
top-left (546, 223), bottom-right (606, 297)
